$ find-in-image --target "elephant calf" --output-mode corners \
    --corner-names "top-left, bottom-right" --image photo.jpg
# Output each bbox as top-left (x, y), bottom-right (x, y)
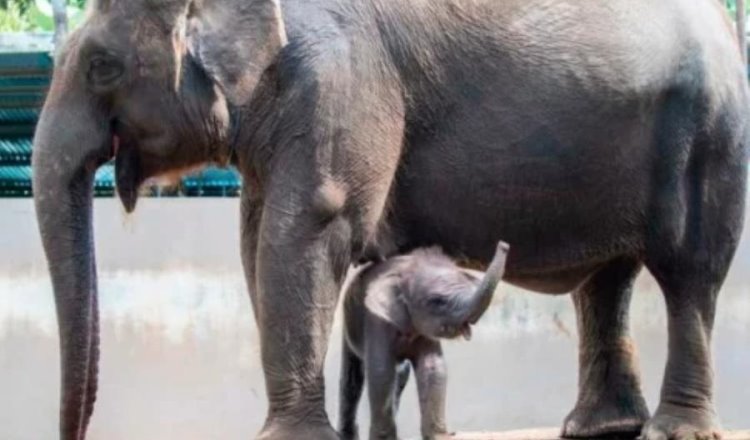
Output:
top-left (338, 242), bottom-right (509, 440)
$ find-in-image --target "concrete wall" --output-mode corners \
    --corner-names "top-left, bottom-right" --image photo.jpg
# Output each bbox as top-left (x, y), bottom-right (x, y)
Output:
top-left (5, 196), bottom-right (750, 281)
top-left (0, 198), bottom-right (243, 274)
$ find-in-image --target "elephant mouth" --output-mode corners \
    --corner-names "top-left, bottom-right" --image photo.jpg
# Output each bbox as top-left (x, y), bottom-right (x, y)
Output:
top-left (113, 132), bottom-right (144, 213)
top-left (442, 323), bottom-right (473, 341)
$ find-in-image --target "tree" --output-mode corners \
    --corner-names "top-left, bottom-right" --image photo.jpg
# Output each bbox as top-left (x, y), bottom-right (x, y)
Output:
top-left (0, 1), bottom-right (86, 33)
top-left (50, 0), bottom-right (67, 48)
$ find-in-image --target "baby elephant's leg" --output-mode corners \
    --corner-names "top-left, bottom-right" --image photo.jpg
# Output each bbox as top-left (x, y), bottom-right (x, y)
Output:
top-left (339, 339), bottom-right (365, 440)
top-left (367, 339), bottom-right (400, 439)
top-left (393, 360), bottom-right (411, 412)
top-left (414, 340), bottom-right (448, 439)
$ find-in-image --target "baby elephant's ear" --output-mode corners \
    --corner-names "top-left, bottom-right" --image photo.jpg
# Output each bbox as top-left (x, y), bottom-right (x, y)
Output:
top-left (364, 276), bottom-right (411, 333)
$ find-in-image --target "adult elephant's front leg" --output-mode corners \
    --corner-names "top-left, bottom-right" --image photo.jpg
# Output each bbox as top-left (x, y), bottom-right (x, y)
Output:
top-left (252, 180), bottom-right (353, 440)
top-left (243, 49), bottom-right (404, 438)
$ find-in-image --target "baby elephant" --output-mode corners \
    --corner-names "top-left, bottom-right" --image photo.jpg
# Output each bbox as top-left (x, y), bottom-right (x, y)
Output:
top-left (338, 241), bottom-right (509, 440)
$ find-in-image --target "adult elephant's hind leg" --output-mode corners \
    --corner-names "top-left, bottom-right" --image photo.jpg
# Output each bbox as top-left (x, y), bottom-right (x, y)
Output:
top-left (562, 257), bottom-right (650, 438)
top-left (641, 151), bottom-right (746, 440)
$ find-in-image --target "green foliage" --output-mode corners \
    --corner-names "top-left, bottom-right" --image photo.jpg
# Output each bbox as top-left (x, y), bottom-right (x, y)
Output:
top-left (0, 1), bottom-right (32, 32)
top-left (726, 0), bottom-right (749, 17)
top-left (0, 0), bottom-right (85, 32)
top-left (727, 0), bottom-right (736, 16)
top-left (1, 0), bottom-right (36, 14)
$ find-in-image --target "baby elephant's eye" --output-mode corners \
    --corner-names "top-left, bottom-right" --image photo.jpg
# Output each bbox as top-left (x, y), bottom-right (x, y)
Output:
top-left (427, 297), bottom-right (449, 308)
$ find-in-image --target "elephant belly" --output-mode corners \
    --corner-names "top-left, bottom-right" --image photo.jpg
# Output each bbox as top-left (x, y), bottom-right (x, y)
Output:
top-left (389, 180), bottom-right (645, 294)
top-left (386, 112), bottom-right (652, 295)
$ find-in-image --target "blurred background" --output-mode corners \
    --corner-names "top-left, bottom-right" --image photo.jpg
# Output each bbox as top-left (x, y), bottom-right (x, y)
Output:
top-left (0, 1), bottom-right (749, 440)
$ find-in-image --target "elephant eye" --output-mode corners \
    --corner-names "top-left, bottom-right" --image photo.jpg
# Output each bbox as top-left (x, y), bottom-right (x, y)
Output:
top-left (88, 55), bottom-right (124, 90)
top-left (427, 297), bottom-right (449, 308)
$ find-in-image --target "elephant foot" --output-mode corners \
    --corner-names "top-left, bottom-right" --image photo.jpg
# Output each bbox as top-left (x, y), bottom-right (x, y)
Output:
top-left (257, 419), bottom-right (340, 440)
top-left (639, 404), bottom-right (721, 440)
top-left (562, 398), bottom-right (649, 438)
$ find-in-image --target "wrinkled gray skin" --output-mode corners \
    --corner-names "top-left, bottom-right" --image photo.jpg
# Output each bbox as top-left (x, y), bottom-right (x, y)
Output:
top-left (339, 242), bottom-right (509, 440)
top-left (32, 0), bottom-right (748, 439)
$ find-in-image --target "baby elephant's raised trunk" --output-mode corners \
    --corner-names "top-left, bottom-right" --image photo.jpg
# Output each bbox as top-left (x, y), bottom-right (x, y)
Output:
top-left (466, 241), bottom-right (510, 324)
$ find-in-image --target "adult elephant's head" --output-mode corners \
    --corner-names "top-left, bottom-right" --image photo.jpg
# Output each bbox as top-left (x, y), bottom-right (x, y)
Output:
top-left (31, 0), bottom-right (285, 437)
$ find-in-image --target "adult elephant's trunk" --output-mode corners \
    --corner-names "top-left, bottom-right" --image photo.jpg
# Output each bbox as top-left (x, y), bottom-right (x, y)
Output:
top-left (32, 69), bottom-right (112, 439)
top-left (465, 241), bottom-right (510, 324)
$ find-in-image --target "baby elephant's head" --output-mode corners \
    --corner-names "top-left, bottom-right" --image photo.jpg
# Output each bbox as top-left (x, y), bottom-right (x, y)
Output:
top-left (367, 241), bottom-right (509, 341)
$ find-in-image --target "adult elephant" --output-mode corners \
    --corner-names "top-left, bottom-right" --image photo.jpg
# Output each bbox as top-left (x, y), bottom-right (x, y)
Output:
top-left (32, 0), bottom-right (748, 439)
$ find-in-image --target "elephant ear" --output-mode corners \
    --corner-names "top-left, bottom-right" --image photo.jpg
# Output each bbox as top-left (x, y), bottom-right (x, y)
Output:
top-left (188, 0), bottom-right (287, 106)
top-left (363, 273), bottom-right (411, 333)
